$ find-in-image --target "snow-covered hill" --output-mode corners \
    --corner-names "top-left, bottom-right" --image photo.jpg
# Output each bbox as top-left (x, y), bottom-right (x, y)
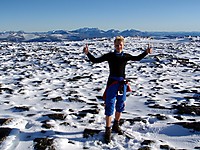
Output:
top-left (0, 36), bottom-right (200, 150)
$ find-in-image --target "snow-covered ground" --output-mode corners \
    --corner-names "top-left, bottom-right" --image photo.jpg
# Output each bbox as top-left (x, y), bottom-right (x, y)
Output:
top-left (0, 36), bottom-right (200, 150)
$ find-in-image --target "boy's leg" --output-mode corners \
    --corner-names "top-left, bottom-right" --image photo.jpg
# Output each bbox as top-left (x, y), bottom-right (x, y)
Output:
top-left (104, 99), bottom-right (115, 143)
top-left (105, 115), bottom-right (112, 143)
top-left (115, 111), bottom-right (121, 121)
top-left (106, 115), bottom-right (112, 127)
top-left (112, 110), bottom-right (124, 135)
top-left (104, 84), bottom-right (119, 143)
top-left (115, 84), bottom-right (127, 114)
top-left (112, 84), bottom-right (127, 134)
top-left (104, 83), bottom-right (119, 119)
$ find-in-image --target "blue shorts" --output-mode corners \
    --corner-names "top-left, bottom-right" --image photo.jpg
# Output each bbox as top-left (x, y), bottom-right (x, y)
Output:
top-left (104, 82), bottom-right (127, 116)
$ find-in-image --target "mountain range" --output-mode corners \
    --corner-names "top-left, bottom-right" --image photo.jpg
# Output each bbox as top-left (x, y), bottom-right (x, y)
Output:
top-left (0, 27), bottom-right (200, 42)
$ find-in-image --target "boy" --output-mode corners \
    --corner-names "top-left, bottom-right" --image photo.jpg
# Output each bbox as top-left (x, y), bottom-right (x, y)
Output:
top-left (83, 36), bottom-right (152, 143)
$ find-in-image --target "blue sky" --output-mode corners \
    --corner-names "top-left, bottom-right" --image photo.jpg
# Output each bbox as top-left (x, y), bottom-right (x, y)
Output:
top-left (0, 0), bottom-right (200, 32)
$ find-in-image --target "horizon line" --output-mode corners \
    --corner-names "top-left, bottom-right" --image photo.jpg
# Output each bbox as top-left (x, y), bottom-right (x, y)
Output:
top-left (1, 27), bottom-right (200, 33)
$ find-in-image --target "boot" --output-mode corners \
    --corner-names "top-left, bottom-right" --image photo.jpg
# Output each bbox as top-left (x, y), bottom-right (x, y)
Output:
top-left (104, 127), bottom-right (111, 144)
top-left (112, 120), bottom-right (123, 135)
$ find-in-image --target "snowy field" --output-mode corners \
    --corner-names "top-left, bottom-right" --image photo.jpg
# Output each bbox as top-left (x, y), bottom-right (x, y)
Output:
top-left (0, 36), bottom-right (200, 150)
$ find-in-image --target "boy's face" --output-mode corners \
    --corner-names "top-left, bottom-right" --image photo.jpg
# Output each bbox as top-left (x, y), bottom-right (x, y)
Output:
top-left (114, 41), bottom-right (124, 53)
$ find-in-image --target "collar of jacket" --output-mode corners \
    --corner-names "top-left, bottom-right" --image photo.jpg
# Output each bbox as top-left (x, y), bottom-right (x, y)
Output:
top-left (114, 50), bottom-right (124, 56)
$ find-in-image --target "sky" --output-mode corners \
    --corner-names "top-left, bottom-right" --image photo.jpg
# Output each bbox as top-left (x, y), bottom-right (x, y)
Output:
top-left (0, 0), bottom-right (200, 32)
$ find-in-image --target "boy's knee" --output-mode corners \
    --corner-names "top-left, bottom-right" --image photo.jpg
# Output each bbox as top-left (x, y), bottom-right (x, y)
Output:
top-left (105, 102), bottom-right (115, 116)
top-left (116, 102), bottom-right (125, 112)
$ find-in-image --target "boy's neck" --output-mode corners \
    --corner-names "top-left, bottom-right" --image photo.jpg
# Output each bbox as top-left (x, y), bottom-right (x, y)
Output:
top-left (115, 50), bottom-right (123, 54)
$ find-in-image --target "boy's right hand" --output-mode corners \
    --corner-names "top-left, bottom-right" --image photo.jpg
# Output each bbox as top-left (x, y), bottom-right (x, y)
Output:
top-left (146, 44), bottom-right (153, 54)
top-left (83, 44), bottom-right (89, 55)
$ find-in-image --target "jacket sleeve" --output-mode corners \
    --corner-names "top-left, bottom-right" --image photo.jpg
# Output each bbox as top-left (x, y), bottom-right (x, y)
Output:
top-left (87, 52), bottom-right (109, 63)
top-left (126, 50), bottom-right (148, 61)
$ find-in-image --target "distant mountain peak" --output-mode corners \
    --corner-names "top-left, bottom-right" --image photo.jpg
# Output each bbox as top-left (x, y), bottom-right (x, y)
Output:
top-left (47, 30), bottom-right (69, 34)
top-left (1, 28), bottom-right (199, 42)
top-left (71, 27), bottom-right (104, 33)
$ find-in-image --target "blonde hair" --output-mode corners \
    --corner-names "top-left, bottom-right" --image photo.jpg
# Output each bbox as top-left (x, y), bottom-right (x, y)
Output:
top-left (114, 36), bottom-right (124, 43)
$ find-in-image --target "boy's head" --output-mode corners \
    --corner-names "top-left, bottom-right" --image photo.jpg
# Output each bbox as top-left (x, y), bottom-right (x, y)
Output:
top-left (114, 36), bottom-right (124, 44)
top-left (114, 36), bottom-right (124, 53)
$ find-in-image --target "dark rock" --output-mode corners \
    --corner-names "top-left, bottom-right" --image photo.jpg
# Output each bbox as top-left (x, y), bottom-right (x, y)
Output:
top-left (156, 114), bottom-right (167, 120)
top-left (12, 106), bottom-right (30, 112)
top-left (160, 144), bottom-right (174, 150)
top-left (83, 128), bottom-right (101, 138)
top-left (174, 104), bottom-right (200, 115)
top-left (93, 87), bottom-right (102, 92)
top-left (67, 140), bottom-right (75, 145)
top-left (50, 96), bottom-right (63, 102)
top-left (145, 99), bottom-right (156, 105)
top-left (148, 104), bottom-right (169, 109)
top-left (177, 90), bottom-right (192, 93)
top-left (72, 109), bottom-right (100, 118)
top-left (66, 90), bottom-right (78, 95)
top-left (88, 119), bottom-right (95, 123)
top-left (44, 113), bottom-right (66, 120)
top-left (68, 75), bottom-right (92, 81)
top-left (41, 130), bottom-right (47, 134)
top-left (121, 117), bottom-right (147, 125)
top-left (68, 97), bottom-right (85, 103)
top-left (32, 80), bottom-right (42, 84)
top-left (41, 120), bottom-right (54, 129)
top-left (77, 108), bottom-right (100, 118)
top-left (88, 98), bottom-right (97, 102)
top-left (42, 123), bottom-right (53, 129)
top-left (194, 146), bottom-right (200, 149)
top-left (82, 108), bottom-right (100, 114)
top-left (149, 114), bottom-right (168, 120)
top-left (138, 146), bottom-right (151, 150)
top-left (151, 86), bottom-right (163, 91)
top-left (187, 118), bottom-right (196, 121)
top-left (0, 118), bottom-right (12, 126)
top-left (173, 122), bottom-right (200, 131)
top-left (83, 146), bottom-right (90, 149)
top-left (0, 128), bottom-right (12, 144)
top-left (51, 109), bottom-right (63, 112)
top-left (60, 122), bottom-right (70, 126)
top-left (86, 103), bottom-right (98, 106)
top-left (173, 115), bottom-right (184, 120)
top-left (141, 140), bottom-right (155, 145)
top-left (34, 138), bottom-right (55, 150)
top-left (26, 114), bottom-right (36, 117)
top-left (68, 109), bottom-right (75, 112)
top-left (0, 87), bottom-right (14, 94)
top-left (184, 95), bottom-right (200, 101)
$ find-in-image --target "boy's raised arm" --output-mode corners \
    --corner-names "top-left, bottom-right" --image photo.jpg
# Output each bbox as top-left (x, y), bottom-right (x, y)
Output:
top-left (146, 44), bottom-right (153, 54)
top-left (83, 44), bottom-right (89, 55)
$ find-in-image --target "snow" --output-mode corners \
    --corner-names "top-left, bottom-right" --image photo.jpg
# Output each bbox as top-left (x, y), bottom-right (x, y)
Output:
top-left (0, 36), bottom-right (200, 150)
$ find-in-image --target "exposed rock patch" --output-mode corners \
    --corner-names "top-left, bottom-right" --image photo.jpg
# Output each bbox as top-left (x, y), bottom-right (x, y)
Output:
top-left (83, 128), bottom-right (101, 138)
top-left (12, 106), bottom-right (30, 112)
top-left (0, 118), bottom-right (12, 126)
top-left (173, 104), bottom-right (200, 115)
top-left (0, 128), bottom-right (12, 145)
top-left (43, 113), bottom-right (66, 120)
top-left (34, 138), bottom-right (55, 150)
top-left (173, 122), bottom-right (200, 131)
